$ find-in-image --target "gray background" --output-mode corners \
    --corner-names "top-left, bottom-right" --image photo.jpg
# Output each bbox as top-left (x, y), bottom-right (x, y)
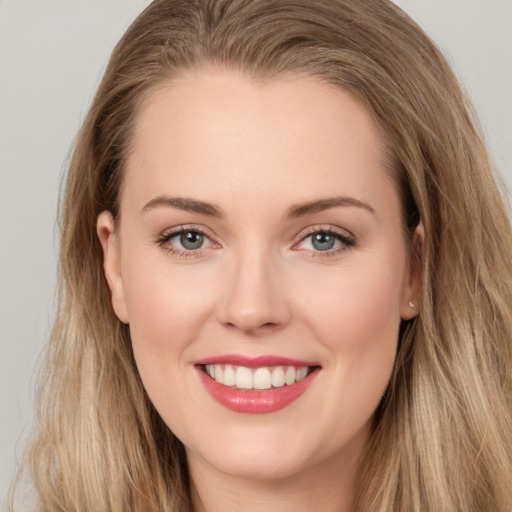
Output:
top-left (1, 0), bottom-right (511, 507)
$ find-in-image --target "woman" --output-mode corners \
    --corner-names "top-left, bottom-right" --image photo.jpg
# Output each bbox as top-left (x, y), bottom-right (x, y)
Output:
top-left (13, 0), bottom-right (512, 510)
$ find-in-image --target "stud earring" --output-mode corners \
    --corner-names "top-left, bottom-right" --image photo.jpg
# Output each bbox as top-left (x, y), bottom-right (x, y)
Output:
top-left (408, 300), bottom-right (415, 308)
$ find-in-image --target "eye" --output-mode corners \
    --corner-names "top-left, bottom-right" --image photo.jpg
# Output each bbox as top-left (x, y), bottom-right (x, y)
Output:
top-left (156, 227), bottom-right (217, 256)
top-left (173, 230), bottom-right (207, 251)
top-left (295, 228), bottom-right (355, 255)
top-left (305, 232), bottom-right (339, 251)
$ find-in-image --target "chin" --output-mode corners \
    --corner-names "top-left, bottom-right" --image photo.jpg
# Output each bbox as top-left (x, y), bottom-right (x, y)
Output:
top-left (208, 449), bottom-right (312, 481)
top-left (185, 424), bottom-right (324, 482)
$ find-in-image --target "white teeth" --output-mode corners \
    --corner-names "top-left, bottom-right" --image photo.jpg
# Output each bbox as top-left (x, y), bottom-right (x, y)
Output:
top-left (235, 366), bottom-right (253, 389)
top-left (253, 368), bottom-right (272, 390)
top-left (214, 364), bottom-right (223, 383)
top-left (204, 364), bottom-right (311, 390)
top-left (285, 366), bottom-right (296, 385)
top-left (223, 364), bottom-right (236, 386)
top-left (271, 367), bottom-right (286, 387)
top-left (296, 367), bottom-right (308, 381)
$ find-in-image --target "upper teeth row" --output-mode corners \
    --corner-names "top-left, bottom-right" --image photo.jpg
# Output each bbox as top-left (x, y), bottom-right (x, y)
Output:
top-left (205, 364), bottom-right (309, 390)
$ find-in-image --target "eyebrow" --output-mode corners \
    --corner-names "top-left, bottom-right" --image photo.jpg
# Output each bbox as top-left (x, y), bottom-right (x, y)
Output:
top-left (141, 195), bottom-right (375, 219)
top-left (141, 196), bottom-right (224, 218)
top-left (285, 196), bottom-right (375, 218)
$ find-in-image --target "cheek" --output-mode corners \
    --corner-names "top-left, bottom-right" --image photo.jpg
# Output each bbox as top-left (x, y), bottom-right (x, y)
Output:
top-left (300, 252), bottom-right (405, 343)
top-left (297, 252), bottom-right (405, 408)
top-left (120, 252), bottom-right (215, 381)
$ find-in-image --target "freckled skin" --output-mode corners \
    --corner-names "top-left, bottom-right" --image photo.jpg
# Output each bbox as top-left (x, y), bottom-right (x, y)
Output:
top-left (98, 69), bottom-right (421, 511)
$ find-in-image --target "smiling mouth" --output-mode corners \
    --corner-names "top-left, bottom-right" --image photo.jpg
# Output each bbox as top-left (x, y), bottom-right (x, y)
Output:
top-left (201, 364), bottom-right (317, 390)
top-left (195, 355), bottom-right (321, 413)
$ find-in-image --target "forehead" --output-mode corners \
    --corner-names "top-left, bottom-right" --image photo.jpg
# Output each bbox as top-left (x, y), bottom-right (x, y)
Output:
top-left (123, 69), bottom-right (398, 219)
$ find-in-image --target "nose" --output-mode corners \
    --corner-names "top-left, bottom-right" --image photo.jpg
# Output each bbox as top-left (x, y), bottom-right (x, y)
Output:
top-left (216, 248), bottom-right (292, 335)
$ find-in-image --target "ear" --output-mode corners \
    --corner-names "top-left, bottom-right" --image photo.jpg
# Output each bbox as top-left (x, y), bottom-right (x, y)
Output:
top-left (97, 211), bottom-right (129, 323)
top-left (400, 222), bottom-right (424, 320)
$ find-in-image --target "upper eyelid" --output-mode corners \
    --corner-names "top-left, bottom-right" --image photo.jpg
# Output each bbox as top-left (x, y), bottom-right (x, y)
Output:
top-left (158, 224), bottom-right (216, 239)
top-left (295, 224), bottom-right (355, 241)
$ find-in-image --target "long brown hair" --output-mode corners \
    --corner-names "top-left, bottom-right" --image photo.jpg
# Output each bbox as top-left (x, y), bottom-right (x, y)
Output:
top-left (14, 1), bottom-right (512, 510)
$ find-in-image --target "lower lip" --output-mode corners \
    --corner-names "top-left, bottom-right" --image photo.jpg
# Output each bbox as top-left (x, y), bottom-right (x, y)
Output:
top-left (197, 367), bottom-right (319, 414)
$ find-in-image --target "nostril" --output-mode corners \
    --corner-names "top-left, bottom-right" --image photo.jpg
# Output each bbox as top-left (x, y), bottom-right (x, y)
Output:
top-left (223, 320), bottom-right (281, 336)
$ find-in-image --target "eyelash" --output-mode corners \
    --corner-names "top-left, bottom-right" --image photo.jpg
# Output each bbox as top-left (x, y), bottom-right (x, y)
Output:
top-left (294, 226), bottom-right (355, 259)
top-left (155, 225), bottom-right (215, 258)
top-left (155, 225), bottom-right (356, 259)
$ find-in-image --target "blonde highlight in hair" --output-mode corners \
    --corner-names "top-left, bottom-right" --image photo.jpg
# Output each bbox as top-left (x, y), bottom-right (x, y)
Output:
top-left (13, 1), bottom-right (512, 511)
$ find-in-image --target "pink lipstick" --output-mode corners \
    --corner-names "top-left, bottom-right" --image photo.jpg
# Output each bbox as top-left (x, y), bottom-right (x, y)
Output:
top-left (195, 355), bottom-right (320, 414)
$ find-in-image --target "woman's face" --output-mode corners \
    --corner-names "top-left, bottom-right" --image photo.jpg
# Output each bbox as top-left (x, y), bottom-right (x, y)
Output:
top-left (98, 69), bottom-right (421, 482)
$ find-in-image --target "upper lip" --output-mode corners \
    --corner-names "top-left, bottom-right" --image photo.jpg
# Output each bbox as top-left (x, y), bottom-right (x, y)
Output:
top-left (194, 354), bottom-right (320, 368)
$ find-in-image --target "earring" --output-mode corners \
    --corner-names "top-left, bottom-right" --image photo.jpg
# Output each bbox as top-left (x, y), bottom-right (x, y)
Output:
top-left (408, 300), bottom-right (415, 308)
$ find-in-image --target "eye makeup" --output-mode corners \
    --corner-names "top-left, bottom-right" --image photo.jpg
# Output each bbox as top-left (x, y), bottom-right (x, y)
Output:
top-left (292, 225), bottom-right (356, 259)
top-left (155, 225), bottom-right (219, 258)
top-left (154, 223), bottom-right (356, 260)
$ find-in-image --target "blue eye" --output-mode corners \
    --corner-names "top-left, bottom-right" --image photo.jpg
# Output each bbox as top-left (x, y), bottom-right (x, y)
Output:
top-left (157, 228), bottom-right (212, 253)
top-left (174, 230), bottom-right (205, 250)
top-left (297, 229), bottom-right (355, 254)
top-left (310, 232), bottom-right (337, 251)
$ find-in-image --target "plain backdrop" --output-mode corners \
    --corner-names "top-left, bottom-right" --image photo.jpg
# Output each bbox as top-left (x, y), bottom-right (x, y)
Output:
top-left (1, 0), bottom-right (511, 507)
